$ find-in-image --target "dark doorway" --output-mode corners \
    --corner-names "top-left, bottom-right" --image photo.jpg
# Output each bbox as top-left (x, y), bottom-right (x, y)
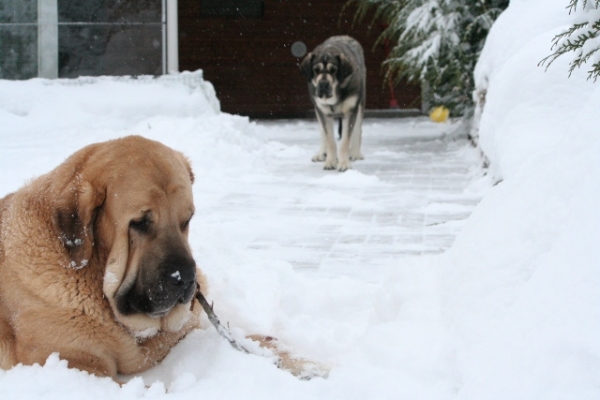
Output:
top-left (178, 0), bottom-right (421, 118)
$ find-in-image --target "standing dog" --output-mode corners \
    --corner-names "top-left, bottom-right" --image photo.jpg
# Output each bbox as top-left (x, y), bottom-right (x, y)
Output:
top-left (300, 36), bottom-right (366, 171)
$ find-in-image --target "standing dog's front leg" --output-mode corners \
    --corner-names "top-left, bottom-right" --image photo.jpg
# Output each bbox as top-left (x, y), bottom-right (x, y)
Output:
top-left (338, 117), bottom-right (351, 172)
top-left (338, 108), bottom-right (360, 172)
top-left (316, 109), bottom-right (338, 170)
top-left (323, 117), bottom-right (338, 170)
top-left (312, 109), bottom-right (328, 162)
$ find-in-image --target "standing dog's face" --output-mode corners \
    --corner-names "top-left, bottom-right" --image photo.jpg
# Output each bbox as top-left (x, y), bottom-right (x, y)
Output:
top-left (55, 136), bottom-right (199, 335)
top-left (300, 52), bottom-right (354, 101)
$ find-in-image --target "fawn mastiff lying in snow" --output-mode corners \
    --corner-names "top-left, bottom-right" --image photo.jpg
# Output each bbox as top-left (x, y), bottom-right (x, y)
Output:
top-left (0, 136), bottom-right (207, 378)
top-left (0, 135), bottom-right (327, 381)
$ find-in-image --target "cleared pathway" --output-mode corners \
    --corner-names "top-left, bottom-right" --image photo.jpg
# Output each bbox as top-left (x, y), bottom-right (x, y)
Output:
top-left (209, 118), bottom-right (486, 282)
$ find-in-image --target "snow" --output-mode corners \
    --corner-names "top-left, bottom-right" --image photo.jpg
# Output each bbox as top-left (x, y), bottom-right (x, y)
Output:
top-left (1, 0), bottom-right (600, 395)
top-left (461, 0), bottom-right (600, 397)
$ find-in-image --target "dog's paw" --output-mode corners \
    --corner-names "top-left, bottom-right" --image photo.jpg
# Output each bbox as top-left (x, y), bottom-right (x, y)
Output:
top-left (247, 334), bottom-right (331, 380)
top-left (312, 153), bottom-right (326, 162)
top-left (337, 160), bottom-right (351, 172)
top-left (323, 157), bottom-right (337, 170)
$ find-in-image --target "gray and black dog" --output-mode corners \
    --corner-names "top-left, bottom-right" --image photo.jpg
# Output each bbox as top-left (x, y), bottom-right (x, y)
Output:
top-left (300, 36), bottom-right (366, 172)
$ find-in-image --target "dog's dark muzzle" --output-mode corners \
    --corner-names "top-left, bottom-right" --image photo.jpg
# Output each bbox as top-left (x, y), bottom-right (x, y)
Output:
top-left (317, 81), bottom-right (332, 98)
top-left (117, 253), bottom-right (197, 318)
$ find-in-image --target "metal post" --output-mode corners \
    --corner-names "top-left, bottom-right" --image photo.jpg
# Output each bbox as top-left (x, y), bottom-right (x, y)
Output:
top-left (166, 0), bottom-right (178, 74)
top-left (38, 0), bottom-right (58, 79)
top-left (421, 80), bottom-right (430, 114)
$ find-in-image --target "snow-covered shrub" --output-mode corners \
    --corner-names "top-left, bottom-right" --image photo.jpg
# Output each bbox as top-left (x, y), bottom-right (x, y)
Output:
top-left (348, 0), bottom-right (508, 116)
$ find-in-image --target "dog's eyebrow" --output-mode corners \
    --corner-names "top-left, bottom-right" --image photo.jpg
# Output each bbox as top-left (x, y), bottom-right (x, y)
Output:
top-left (167, 184), bottom-right (188, 195)
top-left (137, 209), bottom-right (153, 219)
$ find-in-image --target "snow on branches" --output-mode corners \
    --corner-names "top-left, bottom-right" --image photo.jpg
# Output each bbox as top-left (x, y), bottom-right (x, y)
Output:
top-left (347, 0), bottom-right (508, 116)
top-left (541, 0), bottom-right (600, 81)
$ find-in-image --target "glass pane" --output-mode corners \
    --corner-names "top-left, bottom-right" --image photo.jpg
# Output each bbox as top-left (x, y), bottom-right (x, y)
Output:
top-left (59, 25), bottom-right (162, 77)
top-left (57, 0), bottom-right (163, 77)
top-left (0, 25), bottom-right (37, 79)
top-left (58, 0), bottom-right (161, 23)
top-left (0, 0), bottom-right (37, 23)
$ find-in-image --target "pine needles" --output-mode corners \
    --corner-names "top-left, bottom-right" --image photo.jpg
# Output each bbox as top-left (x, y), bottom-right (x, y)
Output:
top-left (540, 0), bottom-right (600, 80)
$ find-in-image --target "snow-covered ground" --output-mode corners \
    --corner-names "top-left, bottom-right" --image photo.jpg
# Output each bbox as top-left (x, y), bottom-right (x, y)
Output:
top-left (1, 0), bottom-right (600, 397)
top-left (0, 73), bottom-right (485, 398)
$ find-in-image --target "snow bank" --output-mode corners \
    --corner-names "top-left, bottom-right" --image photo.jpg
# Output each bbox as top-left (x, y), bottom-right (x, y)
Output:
top-left (450, 0), bottom-right (600, 397)
top-left (0, 71), bottom-right (268, 200)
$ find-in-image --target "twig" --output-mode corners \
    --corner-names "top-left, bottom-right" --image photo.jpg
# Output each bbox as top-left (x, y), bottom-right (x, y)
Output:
top-left (195, 285), bottom-right (250, 354)
top-left (194, 285), bottom-right (329, 380)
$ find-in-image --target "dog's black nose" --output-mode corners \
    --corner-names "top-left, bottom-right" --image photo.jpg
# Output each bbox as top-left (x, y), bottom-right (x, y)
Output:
top-left (317, 81), bottom-right (331, 97)
top-left (166, 268), bottom-right (192, 286)
top-left (162, 250), bottom-right (196, 285)
top-left (165, 266), bottom-right (196, 304)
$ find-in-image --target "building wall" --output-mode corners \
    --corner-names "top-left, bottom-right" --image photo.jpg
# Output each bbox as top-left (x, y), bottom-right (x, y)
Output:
top-left (178, 0), bottom-right (421, 118)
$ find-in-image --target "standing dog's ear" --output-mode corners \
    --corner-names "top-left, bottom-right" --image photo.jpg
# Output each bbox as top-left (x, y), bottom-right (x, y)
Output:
top-left (53, 181), bottom-right (105, 269)
top-left (299, 53), bottom-right (314, 82)
top-left (337, 54), bottom-right (354, 88)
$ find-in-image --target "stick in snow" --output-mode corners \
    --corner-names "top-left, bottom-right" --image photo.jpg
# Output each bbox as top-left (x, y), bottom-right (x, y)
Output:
top-left (195, 286), bottom-right (250, 355)
top-left (195, 285), bottom-right (329, 380)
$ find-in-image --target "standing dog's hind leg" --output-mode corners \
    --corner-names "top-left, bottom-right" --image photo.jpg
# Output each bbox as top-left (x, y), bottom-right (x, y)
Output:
top-left (349, 104), bottom-right (364, 161)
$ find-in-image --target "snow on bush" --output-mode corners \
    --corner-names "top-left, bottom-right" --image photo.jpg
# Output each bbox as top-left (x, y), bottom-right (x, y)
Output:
top-left (348, 0), bottom-right (508, 116)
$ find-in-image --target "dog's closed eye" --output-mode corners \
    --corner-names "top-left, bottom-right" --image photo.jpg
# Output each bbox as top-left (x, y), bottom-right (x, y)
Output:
top-left (129, 217), bottom-right (152, 233)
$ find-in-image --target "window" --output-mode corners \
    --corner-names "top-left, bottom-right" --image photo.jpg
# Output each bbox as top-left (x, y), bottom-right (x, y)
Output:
top-left (58, 0), bottom-right (163, 78)
top-left (0, 0), bottom-right (38, 79)
top-left (0, 0), bottom-right (176, 80)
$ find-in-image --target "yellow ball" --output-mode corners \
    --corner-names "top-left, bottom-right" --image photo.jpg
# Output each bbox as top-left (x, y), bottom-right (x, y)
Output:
top-left (429, 106), bottom-right (450, 123)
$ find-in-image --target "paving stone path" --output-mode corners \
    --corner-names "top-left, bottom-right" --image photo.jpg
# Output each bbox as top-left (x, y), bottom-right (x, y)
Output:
top-left (210, 118), bottom-right (485, 282)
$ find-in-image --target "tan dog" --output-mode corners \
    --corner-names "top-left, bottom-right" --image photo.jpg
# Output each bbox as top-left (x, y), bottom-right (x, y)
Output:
top-left (0, 136), bottom-right (207, 379)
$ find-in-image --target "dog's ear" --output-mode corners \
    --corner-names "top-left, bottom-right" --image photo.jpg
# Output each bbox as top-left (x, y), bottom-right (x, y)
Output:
top-left (299, 53), bottom-right (314, 82)
top-left (337, 54), bottom-right (354, 88)
top-left (53, 181), bottom-right (105, 269)
top-left (178, 152), bottom-right (195, 184)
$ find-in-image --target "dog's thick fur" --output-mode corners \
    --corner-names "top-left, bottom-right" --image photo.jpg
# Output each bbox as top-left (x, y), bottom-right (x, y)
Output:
top-left (300, 36), bottom-right (366, 171)
top-left (0, 136), bottom-right (207, 379)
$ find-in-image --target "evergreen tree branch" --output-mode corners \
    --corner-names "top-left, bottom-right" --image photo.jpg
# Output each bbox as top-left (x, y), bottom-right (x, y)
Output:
top-left (541, 3), bottom-right (600, 81)
top-left (346, 0), bottom-right (507, 116)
